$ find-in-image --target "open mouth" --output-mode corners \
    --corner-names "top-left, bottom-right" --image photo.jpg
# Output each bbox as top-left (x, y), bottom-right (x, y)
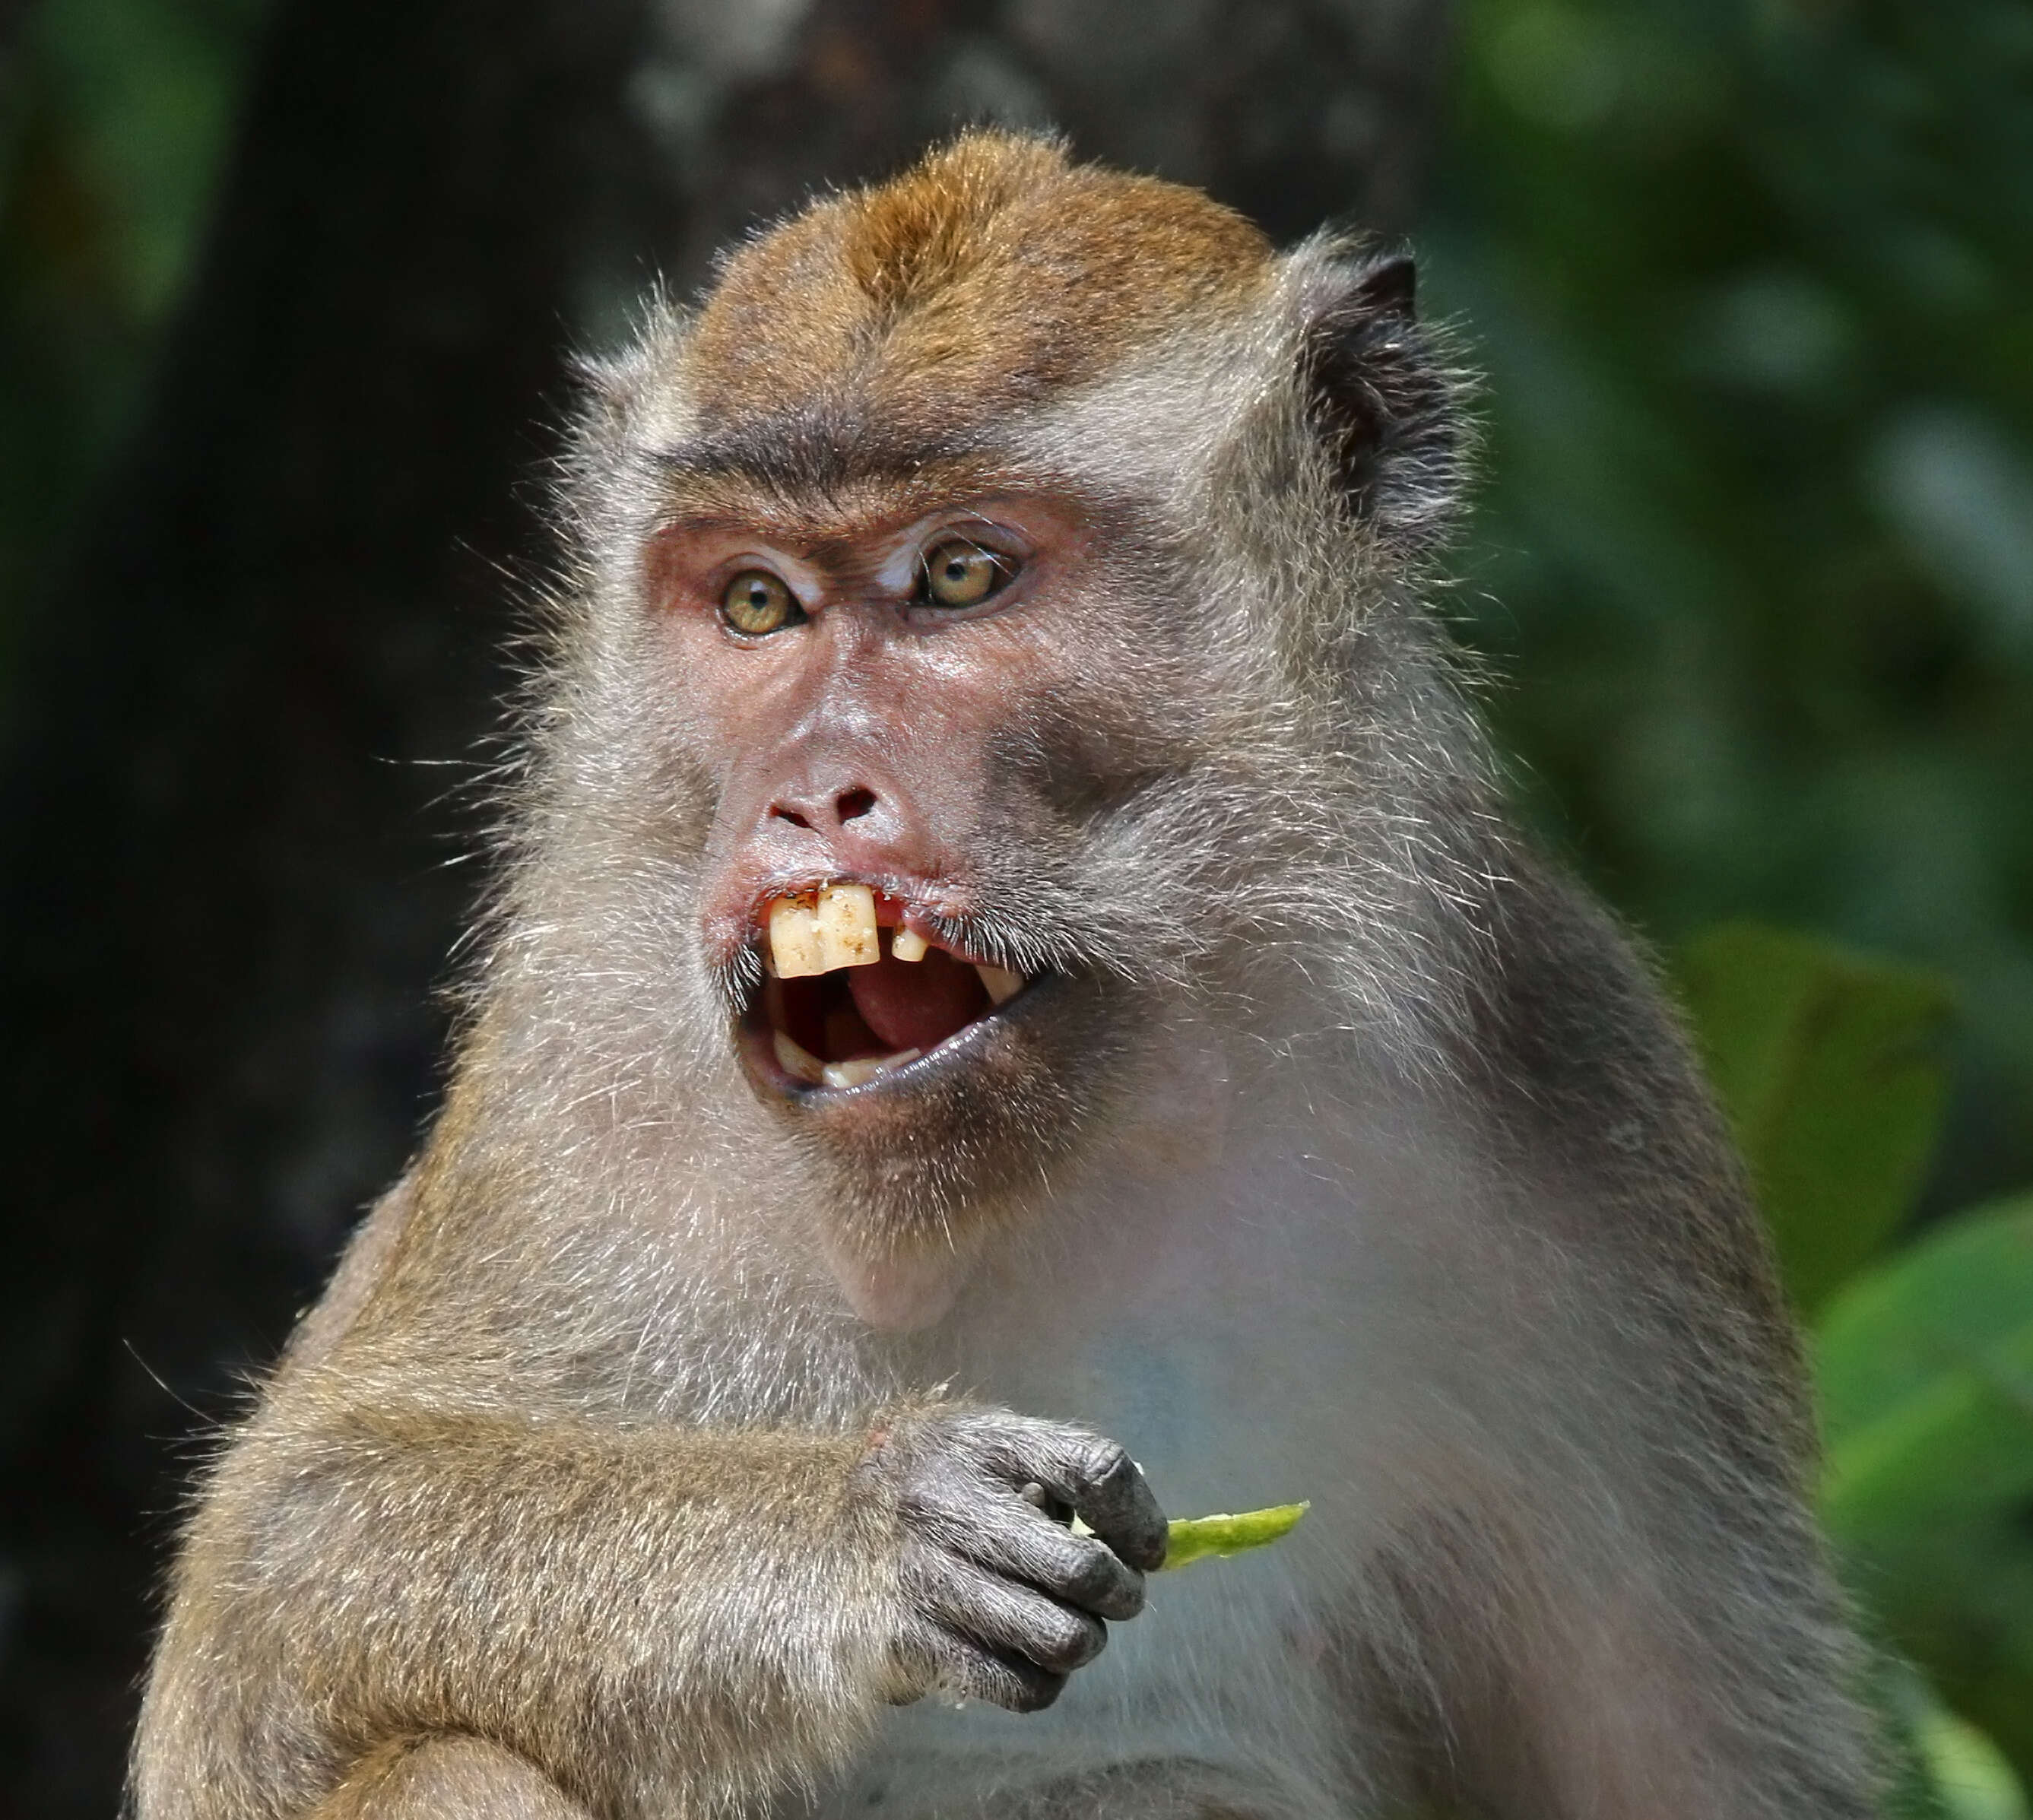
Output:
top-left (744, 883), bottom-right (1033, 1093)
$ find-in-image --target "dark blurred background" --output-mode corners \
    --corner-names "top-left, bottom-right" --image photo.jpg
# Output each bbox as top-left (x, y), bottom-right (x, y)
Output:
top-left (1, 0), bottom-right (2028, 1813)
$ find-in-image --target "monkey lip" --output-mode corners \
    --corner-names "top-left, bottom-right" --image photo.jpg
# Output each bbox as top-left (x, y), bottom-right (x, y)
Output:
top-left (737, 924), bottom-right (1040, 1098)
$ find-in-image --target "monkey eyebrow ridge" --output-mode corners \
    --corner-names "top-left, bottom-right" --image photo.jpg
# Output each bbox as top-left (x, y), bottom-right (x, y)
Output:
top-left (646, 410), bottom-right (999, 497)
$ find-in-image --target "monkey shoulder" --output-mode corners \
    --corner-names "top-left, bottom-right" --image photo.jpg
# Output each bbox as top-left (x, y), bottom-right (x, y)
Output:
top-left (1455, 855), bottom-right (1781, 1290)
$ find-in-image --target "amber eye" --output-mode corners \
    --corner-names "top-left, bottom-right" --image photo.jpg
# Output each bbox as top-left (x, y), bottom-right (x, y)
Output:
top-left (921, 539), bottom-right (1008, 609)
top-left (720, 570), bottom-right (801, 636)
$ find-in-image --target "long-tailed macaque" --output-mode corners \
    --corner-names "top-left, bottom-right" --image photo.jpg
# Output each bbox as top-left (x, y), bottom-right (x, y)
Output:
top-left (134, 133), bottom-right (1876, 1820)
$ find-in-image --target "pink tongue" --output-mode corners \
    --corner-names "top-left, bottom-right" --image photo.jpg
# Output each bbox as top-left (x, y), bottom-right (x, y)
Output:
top-left (847, 951), bottom-right (988, 1054)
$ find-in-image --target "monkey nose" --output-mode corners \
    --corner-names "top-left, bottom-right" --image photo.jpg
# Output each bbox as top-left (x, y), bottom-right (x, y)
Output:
top-left (758, 766), bottom-right (938, 877)
top-left (768, 783), bottom-right (880, 834)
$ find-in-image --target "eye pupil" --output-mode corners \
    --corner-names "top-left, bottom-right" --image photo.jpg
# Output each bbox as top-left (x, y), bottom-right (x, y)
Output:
top-left (924, 540), bottom-right (1007, 608)
top-left (721, 570), bottom-right (796, 636)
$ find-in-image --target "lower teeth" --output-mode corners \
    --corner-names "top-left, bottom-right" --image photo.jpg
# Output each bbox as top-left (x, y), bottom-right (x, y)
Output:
top-left (820, 1050), bottom-right (921, 1090)
top-left (775, 1029), bottom-right (925, 1092)
top-left (773, 1029), bottom-right (825, 1083)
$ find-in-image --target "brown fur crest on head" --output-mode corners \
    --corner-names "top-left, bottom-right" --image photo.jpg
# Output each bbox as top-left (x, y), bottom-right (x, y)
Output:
top-left (683, 131), bottom-right (1275, 448)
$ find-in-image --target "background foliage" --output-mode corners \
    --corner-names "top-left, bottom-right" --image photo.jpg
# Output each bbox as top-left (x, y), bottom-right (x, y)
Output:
top-left (1675, 927), bottom-right (2031, 1815)
top-left (1422, 15), bottom-right (2033, 1790)
top-left (1, 0), bottom-right (2028, 1812)
top-left (1428, 0), bottom-right (2033, 1214)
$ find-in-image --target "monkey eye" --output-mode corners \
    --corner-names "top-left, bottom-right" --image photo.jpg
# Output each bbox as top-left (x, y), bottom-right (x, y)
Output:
top-left (720, 570), bottom-right (804, 637)
top-left (919, 538), bottom-right (1011, 610)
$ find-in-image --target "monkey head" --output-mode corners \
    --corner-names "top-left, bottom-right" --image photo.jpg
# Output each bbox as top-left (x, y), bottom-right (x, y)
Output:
top-left (534, 134), bottom-right (1470, 1320)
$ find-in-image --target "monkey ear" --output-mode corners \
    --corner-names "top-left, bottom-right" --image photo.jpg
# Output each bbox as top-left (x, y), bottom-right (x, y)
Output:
top-left (1292, 246), bottom-right (1467, 553)
top-left (1351, 252), bottom-right (1416, 319)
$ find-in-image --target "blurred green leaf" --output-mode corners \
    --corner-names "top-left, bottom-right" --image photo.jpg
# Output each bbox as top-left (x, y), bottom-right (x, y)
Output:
top-left (1819, 1196), bottom-right (2033, 1527)
top-left (1866, 1645), bottom-right (2033, 1820)
top-left (1917, 1696), bottom-right (2032, 1820)
top-left (1817, 1196), bottom-right (2033, 1787)
top-left (1675, 922), bottom-right (1952, 1314)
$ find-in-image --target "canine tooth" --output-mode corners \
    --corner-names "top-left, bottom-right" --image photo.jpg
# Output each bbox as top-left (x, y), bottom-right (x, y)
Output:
top-left (975, 963), bottom-right (1023, 1007)
top-left (890, 926), bottom-right (929, 963)
top-left (875, 1048), bottom-right (921, 1073)
top-left (772, 1029), bottom-right (825, 1083)
top-left (768, 897), bottom-right (826, 978)
top-left (822, 1056), bottom-right (885, 1089)
top-left (815, 883), bottom-right (880, 971)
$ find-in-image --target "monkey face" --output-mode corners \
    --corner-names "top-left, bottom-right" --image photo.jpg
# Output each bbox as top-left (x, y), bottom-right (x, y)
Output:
top-left (553, 135), bottom-right (1470, 1311)
top-left (636, 485), bottom-right (1206, 1264)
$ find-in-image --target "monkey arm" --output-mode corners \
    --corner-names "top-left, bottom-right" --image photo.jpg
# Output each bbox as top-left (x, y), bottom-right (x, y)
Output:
top-left (135, 1353), bottom-right (1166, 1820)
top-left (135, 1381), bottom-right (903, 1820)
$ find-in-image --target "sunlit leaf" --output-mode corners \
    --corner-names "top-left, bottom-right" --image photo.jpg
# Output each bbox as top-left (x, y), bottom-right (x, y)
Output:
top-left (1916, 1697), bottom-right (2031, 1820)
top-left (1817, 1197), bottom-right (2033, 1786)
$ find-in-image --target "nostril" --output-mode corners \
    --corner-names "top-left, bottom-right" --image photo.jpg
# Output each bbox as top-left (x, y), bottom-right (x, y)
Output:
top-left (770, 804), bottom-right (814, 829)
top-left (836, 787), bottom-right (877, 823)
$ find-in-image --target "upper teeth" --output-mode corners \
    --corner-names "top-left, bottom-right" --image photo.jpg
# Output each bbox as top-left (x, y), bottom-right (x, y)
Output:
top-left (769, 883), bottom-right (879, 978)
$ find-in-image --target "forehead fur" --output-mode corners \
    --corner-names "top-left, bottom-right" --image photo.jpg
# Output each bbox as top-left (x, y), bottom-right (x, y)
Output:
top-left (681, 133), bottom-right (1273, 455)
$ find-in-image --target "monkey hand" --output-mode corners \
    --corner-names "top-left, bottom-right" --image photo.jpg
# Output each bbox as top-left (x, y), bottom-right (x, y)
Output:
top-left (863, 1407), bottom-right (1167, 1714)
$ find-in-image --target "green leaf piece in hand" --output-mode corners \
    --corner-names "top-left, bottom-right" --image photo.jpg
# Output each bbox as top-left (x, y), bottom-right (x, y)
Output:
top-left (1160, 1501), bottom-right (1308, 1571)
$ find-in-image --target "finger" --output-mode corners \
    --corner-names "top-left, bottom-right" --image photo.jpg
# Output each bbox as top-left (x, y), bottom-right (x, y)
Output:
top-left (897, 1615), bottom-right (1067, 1714)
top-left (1065, 1445), bottom-right (1169, 1573)
top-left (905, 1483), bottom-right (1146, 1621)
top-left (907, 1549), bottom-right (1108, 1674)
top-left (975, 1424), bottom-right (1169, 1573)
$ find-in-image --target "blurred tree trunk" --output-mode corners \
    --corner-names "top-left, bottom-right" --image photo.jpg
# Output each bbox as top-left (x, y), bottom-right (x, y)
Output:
top-left (0, 0), bottom-right (1448, 1810)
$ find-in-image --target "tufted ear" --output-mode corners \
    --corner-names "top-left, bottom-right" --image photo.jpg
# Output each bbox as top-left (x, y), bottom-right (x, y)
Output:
top-left (1293, 248), bottom-right (1467, 553)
